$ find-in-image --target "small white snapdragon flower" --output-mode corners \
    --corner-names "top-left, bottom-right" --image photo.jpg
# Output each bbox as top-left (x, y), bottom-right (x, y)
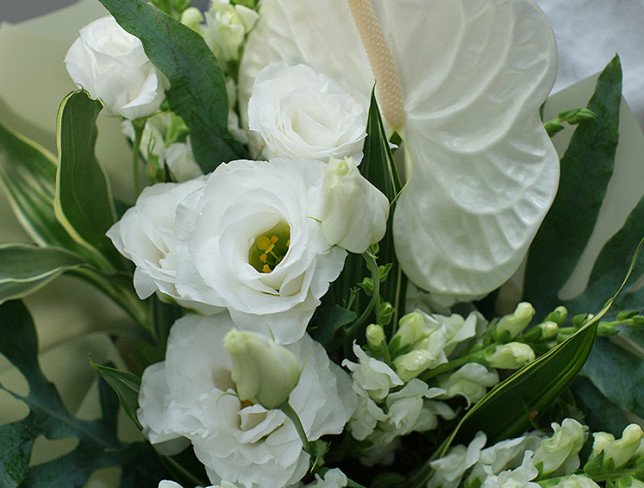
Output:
top-left (438, 363), bottom-right (499, 407)
top-left (428, 432), bottom-right (487, 488)
top-left (486, 343), bottom-right (536, 370)
top-left (65, 16), bottom-right (167, 119)
top-left (343, 343), bottom-right (403, 402)
top-left (548, 475), bottom-right (601, 488)
top-left (173, 158), bottom-right (346, 344)
top-left (589, 423), bottom-right (643, 470)
top-left (138, 314), bottom-right (356, 488)
top-left (317, 157), bottom-right (389, 253)
top-left (304, 469), bottom-right (349, 488)
top-left (494, 302), bottom-right (536, 342)
top-left (532, 419), bottom-right (587, 476)
top-left (248, 63), bottom-right (367, 161)
top-left (480, 451), bottom-right (541, 488)
top-left (202, 0), bottom-right (259, 63)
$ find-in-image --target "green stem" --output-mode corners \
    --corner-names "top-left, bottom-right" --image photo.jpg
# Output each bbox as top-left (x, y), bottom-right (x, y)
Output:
top-left (280, 402), bottom-right (313, 457)
top-left (131, 118), bottom-right (146, 197)
top-left (537, 466), bottom-right (644, 486)
top-left (349, 252), bottom-right (381, 336)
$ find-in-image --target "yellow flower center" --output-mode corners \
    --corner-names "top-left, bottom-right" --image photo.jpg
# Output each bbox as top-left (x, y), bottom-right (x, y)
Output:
top-left (248, 221), bottom-right (291, 273)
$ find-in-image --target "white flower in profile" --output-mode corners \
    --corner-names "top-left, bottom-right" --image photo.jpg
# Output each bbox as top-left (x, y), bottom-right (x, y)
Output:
top-left (481, 451), bottom-right (541, 488)
top-left (343, 343), bottom-right (403, 402)
top-left (138, 314), bottom-right (356, 488)
top-left (428, 431), bottom-right (487, 488)
top-left (248, 63), bottom-right (367, 161)
top-left (239, 0), bottom-right (558, 301)
top-left (106, 177), bottom-right (206, 303)
top-left (548, 475), bottom-right (601, 488)
top-left (532, 419), bottom-right (587, 476)
top-left (304, 469), bottom-right (349, 488)
top-left (65, 16), bottom-right (168, 119)
top-left (174, 158), bottom-right (346, 344)
top-left (438, 363), bottom-right (499, 407)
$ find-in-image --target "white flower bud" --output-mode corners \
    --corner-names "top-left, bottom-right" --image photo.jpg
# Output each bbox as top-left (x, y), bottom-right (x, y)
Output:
top-left (533, 419), bottom-right (587, 476)
top-left (591, 424), bottom-right (643, 470)
top-left (202, 0), bottom-right (259, 62)
top-left (224, 329), bottom-right (302, 409)
top-left (393, 349), bottom-right (435, 382)
top-left (495, 302), bottom-right (535, 341)
top-left (391, 312), bottom-right (427, 353)
top-left (366, 323), bottom-right (385, 348)
top-left (318, 157), bottom-right (389, 253)
top-left (486, 343), bottom-right (535, 370)
top-left (180, 7), bottom-right (204, 32)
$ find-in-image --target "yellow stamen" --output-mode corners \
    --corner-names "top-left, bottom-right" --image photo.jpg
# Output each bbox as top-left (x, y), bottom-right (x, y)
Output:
top-left (259, 254), bottom-right (267, 263)
top-left (257, 236), bottom-right (272, 251)
top-left (262, 264), bottom-right (271, 273)
top-left (270, 235), bottom-right (279, 244)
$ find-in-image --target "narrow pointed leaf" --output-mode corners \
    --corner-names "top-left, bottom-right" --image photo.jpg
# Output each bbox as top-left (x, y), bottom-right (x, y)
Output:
top-left (525, 56), bottom-right (623, 314)
top-left (98, 0), bottom-right (246, 172)
top-left (54, 91), bottom-right (123, 272)
top-left (0, 244), bottom-right (85, 304)
top-left (90, 361), bottom-right (143, 430)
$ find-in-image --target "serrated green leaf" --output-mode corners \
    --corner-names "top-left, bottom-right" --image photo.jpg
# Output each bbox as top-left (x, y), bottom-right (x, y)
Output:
top-left (525, 56), bottom-right (623, 315)
top-left (0, 300), bottom-right (165, 487)
top-left (98, 0), bottom-right (246, 172)
top-left (90, 361), bottom-right (143, 430)
top-left (54, 91), bottom-right (123, 272)
top-left (0, 244), bottom-right (85, 304)
top-left (0, 122), bottom-right (86, 253)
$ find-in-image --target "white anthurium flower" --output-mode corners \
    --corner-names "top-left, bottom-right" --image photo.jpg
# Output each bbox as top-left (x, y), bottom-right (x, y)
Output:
top-left (174, 158), bottom-right (347, 344)
top-left (239, 0), bottom-right (559, 301)
top-left (138, 314), bottom-right (356, 488)
top-left (248, 63), bottom-right (367, 161)
top-left (428, 431), bottom-right (487, 488)
top-left (65, 16), bottom-right (168, 120)
top-left (106, 177), bottom-right (207, 305)
top-left (318, 157), bottom-right (389, 253)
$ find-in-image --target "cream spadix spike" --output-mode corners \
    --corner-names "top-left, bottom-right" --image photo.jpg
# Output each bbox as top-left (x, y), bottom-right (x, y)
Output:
top-left (348, 0), bottom-right (405, 130)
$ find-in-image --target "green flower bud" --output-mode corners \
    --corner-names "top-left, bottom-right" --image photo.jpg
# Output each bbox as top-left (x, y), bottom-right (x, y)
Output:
top-left (494, 302), bottom-right (535, 342)
top-left (180, 7), bottom-right (204, 31)
top-left (486, 342), bottom-right (535, 369)
top-left (390, 312), bottom-right (426, 353)
top-left (224, 329), bottom-right (302, 409)
top-left (378, 302), bottom-right (395, 325)
top-left (545, 306), bottom-right (568, 325)
top-left (590, 424), bottom-right (643, 470)
top-left (366, 323), bottom-right (385, 348)
top-left (393, 349), bottom-right (434, 382)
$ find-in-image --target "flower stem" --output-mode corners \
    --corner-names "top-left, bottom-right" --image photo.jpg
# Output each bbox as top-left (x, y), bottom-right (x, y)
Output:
top-left (280, 402), bottom-right (313, 457)
top-left (347, 251), bottom-right (381, 340)
top-left (131, 118), bottom-right (147, 197)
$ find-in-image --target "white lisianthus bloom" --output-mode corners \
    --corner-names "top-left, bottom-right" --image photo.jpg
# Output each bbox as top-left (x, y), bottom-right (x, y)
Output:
top-left (65, 16), bottom-right (168, 119)
top-left (438, 363), bottom-right (499, 407)
top-left (106, 178), bottom-right (206, 303)
top-left (202, 0), bottom-right (259, 63)
top-left (174, 158), bottom-right (346, 344)
top-left (247, 63), bottom-right (367, 161)
top-left (532, 419), bottom-right (587, 476)
top-left (138, 314), bottom-right (356, 488)
top-left (318, 157), bottom-right (389, 253)
top-left (239, 0), bottom-right (559, 301)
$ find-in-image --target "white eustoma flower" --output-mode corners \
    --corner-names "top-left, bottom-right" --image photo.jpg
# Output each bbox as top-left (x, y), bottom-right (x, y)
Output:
top-left (532, 419), bottom-right (587, 476)
top-left (239, 0), bottom-right (559, 301)
top-left (65, 16), bottom-right (167, 119)
top-left (138, 314), bottom-right (356, 488)
top-left (248, 63), bottom-right (367, 161)
top-left (343, 342), bottom-right (403, 401)
top-left (438, 363), bottom-right (499, 407)
top-left (106, 178), bottom-right (206, 302)
top-left (318, 157), bottom-right (389, 253)
top-left (174, 158), bottom-right (346, 344)
top-left (202, 0), bottom-right (259, 63)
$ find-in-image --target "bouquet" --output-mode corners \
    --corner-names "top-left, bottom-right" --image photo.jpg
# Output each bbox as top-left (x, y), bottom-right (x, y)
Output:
top-left (0, 0), bottom-right (642, 487)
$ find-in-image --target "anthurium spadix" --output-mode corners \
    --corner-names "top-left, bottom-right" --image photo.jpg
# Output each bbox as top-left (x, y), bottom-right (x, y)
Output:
top-left (239, 0), bottom-right (559, 300)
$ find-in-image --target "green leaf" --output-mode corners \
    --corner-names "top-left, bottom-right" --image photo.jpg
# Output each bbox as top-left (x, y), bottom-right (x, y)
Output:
top-left (98, 0), bottom-right (246, 172)
top-left (309, 305), bottom-right (358, 347)
top-left (0, 244), bottom-right (85, 304)
top-left (0, 300), bottom-right (165, 487)
top-left (525, 55), bottom-right (623, 314)
top-left (580, 337), bottom-right (644, 417)
top-left (90, 361), bottom-right (143, 430)
top-left (571, 377), bottom-right (631, 437)
top-left (54, 91), bottom-right (123, 272)
top-left (0, 122), bottom-right (85, 253)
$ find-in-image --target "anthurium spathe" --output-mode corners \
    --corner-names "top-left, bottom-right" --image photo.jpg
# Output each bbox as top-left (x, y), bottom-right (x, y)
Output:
top-left (239, 0), bottom-right (559, 300)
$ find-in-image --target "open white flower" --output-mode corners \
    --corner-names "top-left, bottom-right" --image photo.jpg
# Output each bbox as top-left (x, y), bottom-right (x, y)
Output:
top-left (247, 63), bottom-right (367, 161)
top-left (138, 313), bottom-right (356, 488)
top-left (174, 158), bottom-right (346, 344)
top-left (65, 16), bottom-right (168, 119)
top-left (239, 0), bottom-right (558, 300)
top-left (106, 178), bottom-right (205, 302)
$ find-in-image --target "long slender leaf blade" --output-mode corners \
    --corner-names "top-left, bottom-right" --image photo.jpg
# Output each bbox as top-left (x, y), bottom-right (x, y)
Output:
top-left (54, 91), bottom-right (122, 271)
top-left (90, 361), bottom-right (143, 430)
top-left (525, 56), bottom-right (623, 314)
top-left (98, 0), bottom-right (246, 172)
top-left (0, 244), bottom-right (85, 304)
top-left (0, 122), bottom-right (83, 251)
